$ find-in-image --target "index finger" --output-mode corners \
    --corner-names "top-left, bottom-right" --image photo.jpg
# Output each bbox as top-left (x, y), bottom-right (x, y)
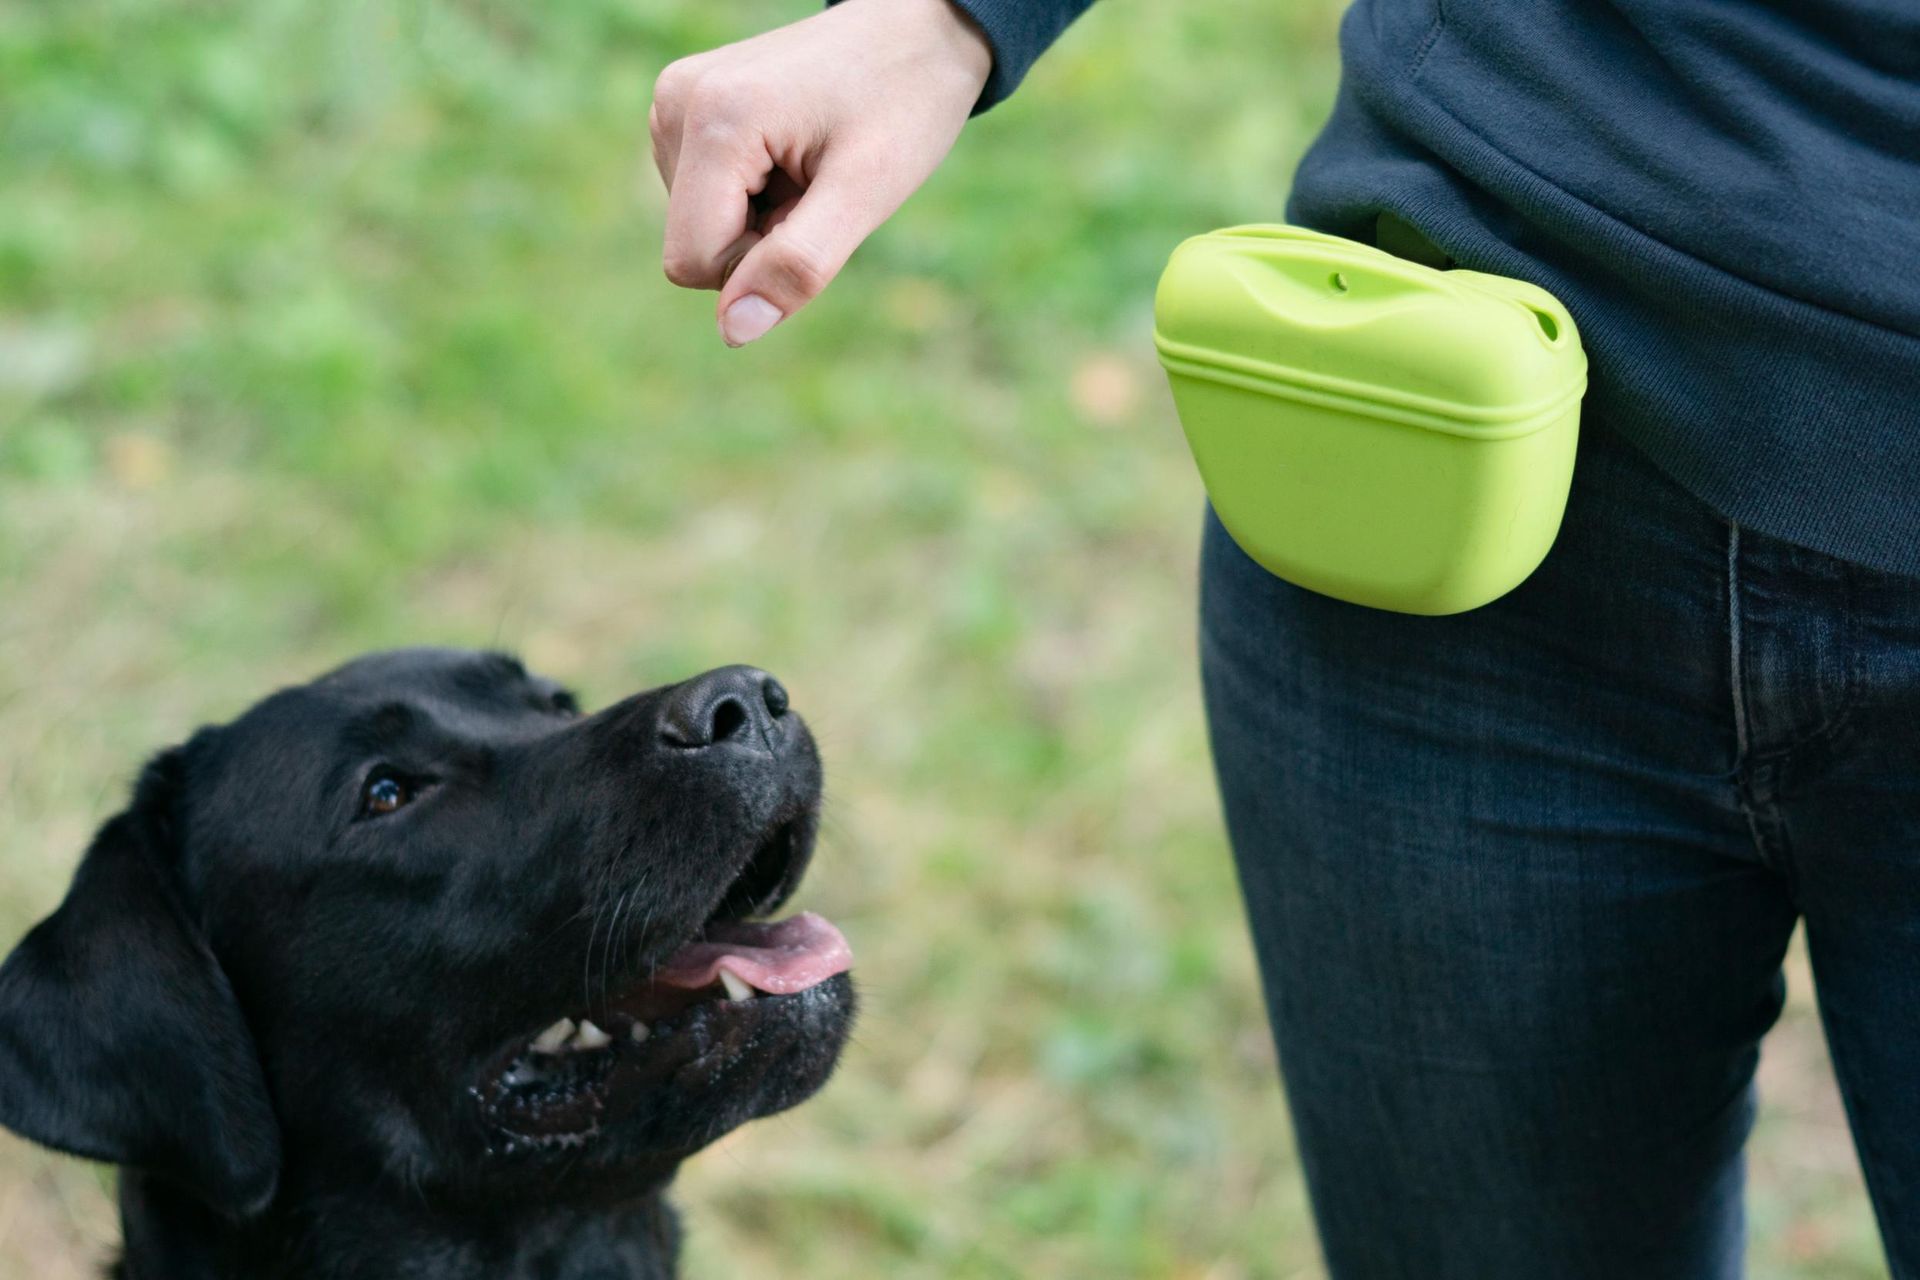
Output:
top-left (660, 135), bottom-right (769, 291)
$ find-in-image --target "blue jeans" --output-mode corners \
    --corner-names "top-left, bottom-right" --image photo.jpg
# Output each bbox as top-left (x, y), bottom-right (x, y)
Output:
top-left (1199, 421), bottom-right (1920, 1279)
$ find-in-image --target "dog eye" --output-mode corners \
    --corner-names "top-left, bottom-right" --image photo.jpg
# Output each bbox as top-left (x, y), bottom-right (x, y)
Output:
top-left (550, 691), bottom-right (579, 717)
top-left (361, 773), bottom-right (413, 818)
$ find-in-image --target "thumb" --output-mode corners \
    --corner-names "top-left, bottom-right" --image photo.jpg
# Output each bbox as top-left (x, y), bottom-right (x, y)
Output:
top-left (714, 165), bottom-right (884, 347)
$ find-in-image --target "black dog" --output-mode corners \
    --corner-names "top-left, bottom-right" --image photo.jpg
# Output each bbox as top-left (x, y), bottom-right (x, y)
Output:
top-left (0, 649), bottom-right (855, 1278)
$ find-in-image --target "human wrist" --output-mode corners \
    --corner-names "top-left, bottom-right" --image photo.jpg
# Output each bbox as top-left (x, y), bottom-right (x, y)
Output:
top-left (933, 0), bottom-right (994, 86)
top-left (894, 0), bottom-right (994, 96)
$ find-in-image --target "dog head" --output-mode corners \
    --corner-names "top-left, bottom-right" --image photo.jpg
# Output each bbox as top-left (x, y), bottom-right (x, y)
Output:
top-left (0, 648), bottom-right (854, 1216)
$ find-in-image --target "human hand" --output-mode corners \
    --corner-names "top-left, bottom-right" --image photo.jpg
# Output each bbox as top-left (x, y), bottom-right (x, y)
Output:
top-left (650, 0), bottom-right (993, 346)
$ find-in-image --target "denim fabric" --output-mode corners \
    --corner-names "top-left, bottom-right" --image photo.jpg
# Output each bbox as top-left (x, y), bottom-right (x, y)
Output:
top-left (1198, 421), bottom-right (1920, 1279)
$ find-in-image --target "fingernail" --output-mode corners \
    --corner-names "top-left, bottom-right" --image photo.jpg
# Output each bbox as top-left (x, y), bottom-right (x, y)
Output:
top-left (720, 295), bottom-right (782, 347)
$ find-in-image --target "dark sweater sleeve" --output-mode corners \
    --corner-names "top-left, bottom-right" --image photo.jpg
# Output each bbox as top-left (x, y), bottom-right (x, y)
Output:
top-left (829, 0), bottom-right (1096, 111)
top-left (949, 0), bottom-right (1097, 110)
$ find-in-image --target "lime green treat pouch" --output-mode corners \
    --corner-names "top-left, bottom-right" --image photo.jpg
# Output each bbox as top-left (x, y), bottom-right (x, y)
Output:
top-left (1154, 225), bottom-right (1586, 616)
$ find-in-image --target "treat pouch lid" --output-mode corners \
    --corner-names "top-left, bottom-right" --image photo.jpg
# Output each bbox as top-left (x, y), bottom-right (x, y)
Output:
top-left (1154, 225), bottom-right (1585, 433)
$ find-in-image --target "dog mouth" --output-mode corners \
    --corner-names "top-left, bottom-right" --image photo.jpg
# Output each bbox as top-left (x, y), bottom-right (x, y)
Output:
top-left (473, 815), bottom-right (852, 1154)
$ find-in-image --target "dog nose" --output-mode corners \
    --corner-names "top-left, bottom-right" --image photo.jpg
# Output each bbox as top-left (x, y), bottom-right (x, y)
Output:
top-left (659, 666), bottom-right (789, 749)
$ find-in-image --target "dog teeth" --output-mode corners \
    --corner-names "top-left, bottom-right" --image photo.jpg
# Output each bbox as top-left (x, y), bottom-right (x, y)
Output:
top-left (570, 1019), bottom-right (611, 1051)
top-left (719, 970), bottom-right (755, 1003)
top-left (531, 1017), bottom-right (576, 1055)
top-left (630, 1021), bottom-right (651, 1043)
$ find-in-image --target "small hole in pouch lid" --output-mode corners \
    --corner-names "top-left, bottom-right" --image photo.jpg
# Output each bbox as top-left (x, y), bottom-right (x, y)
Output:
top-left (1329, 272), bottom-right (1349, 293)
top-left (1530, 308), bottom-right (1560, 342)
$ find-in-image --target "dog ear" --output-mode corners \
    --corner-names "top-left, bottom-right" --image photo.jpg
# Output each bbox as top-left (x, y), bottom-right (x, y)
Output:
top-left (0, 748), bottom-right (281, 1217)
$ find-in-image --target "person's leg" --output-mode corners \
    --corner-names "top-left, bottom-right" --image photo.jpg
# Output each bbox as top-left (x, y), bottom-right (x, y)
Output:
top-left (1199, 423), bottom-right (1799, 1279)
top-left (1738, 537), bottom-right (1920, 1278)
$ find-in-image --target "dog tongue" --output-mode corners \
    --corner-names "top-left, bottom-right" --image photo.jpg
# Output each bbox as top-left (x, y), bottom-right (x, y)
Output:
top-left (655, 912), bottom-right (852, 995)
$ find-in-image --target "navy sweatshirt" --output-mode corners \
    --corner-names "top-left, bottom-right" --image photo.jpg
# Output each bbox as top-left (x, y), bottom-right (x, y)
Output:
top-left (945, 0), bottom-right (1920, 576)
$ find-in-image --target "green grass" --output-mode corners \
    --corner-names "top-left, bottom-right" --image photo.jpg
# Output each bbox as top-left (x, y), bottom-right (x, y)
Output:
top-left (0, 1), bottom-right (1886, 1276)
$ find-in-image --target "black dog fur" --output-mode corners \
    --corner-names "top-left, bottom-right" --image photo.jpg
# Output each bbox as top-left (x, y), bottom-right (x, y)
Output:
top-left (0, 648), bottom-right (855, 1278)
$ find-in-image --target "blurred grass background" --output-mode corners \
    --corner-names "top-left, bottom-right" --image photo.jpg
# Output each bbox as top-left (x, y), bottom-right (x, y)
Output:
top-left (0, 0), bottom-right (1886, 1275)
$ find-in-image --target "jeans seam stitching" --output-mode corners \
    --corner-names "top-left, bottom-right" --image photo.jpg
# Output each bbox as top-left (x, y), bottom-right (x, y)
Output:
top-left (1744, 702), bottom-right (1857, 766)
top-left (1728, 523), bottom-right (1752, 766)
top-left (1728, 523), bottom-right (1792, 878)
top-left (1739, 555), bottom-right (1860, 767)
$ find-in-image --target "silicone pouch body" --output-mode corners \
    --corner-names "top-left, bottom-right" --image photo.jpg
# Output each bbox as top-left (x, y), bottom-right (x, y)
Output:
top-left (1154, 225), bottom-right (1586, 616)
